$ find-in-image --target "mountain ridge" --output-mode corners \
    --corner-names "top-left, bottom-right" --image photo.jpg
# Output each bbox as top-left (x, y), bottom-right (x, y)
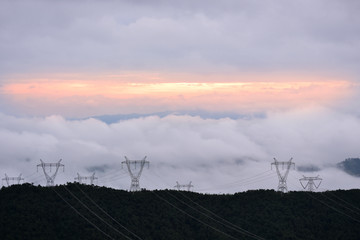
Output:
top-left (0, 183), bottom-right (359, 240)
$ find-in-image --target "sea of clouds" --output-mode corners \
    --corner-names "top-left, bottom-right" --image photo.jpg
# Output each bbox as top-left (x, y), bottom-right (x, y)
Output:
top-left (1, 107), bottom-right (359, 193)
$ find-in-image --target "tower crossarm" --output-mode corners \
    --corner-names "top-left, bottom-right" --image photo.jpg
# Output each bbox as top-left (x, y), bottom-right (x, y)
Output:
top-left (122, 156), bottom-right (149, 179)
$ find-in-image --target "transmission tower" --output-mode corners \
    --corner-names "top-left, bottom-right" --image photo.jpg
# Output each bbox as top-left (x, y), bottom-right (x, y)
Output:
top-left (37, 159), bottom-right (64, 186)
top-left (299, 175), bottom-right (322, 192)
top-left (2, 173), bottom-right (24, 186)
top-left (174, 181), bottom-right (194, 191)
top-left (74, 172), bottom-right (98, 185)
top-left (122, 156), bottom-right (149, 191)
top-left (271, 157), bottom-right (295, 193)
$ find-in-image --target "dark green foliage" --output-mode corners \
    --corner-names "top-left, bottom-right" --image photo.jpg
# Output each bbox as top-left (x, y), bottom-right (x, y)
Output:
top-left (337, 158), bottom-right (360, 176)
top-left (0, 184), bottom-right (360, 240)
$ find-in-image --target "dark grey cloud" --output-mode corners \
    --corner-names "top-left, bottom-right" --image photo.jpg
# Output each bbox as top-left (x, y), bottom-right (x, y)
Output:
top-left (1, 0), bottom-right (360, 79)
top-left (297, 165), bottom-right (321, 173)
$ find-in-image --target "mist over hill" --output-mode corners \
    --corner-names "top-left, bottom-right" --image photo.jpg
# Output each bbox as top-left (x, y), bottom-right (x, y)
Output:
top-left (0, 183), bottom-right (360, 240)
top-left (337, 158), bottom-right (360, 177)
top-left (85, 111), bottom-right (266, 124)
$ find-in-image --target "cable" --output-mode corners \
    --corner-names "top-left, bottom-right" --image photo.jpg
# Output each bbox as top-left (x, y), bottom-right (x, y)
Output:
top-left (179, 190), bottom-right (266, 239)
top-left (166, 191), bottom-right (266, 240)
top-left (320, 189), bottom-right (360, 213)
top-left (150, 190), bottom-right (240, 240)
top-left (74, 183), bottom-right (143, 240)
top-left (318, 191), bottom-right (360, 216)
top-left (23, 171), bottom-right (38, 179)
top-left (305, 192), bottom-right (360, 223)
top-left (197, 171), bottom-right (276, 192)
top-left (52, 187), bottom-right (115, 240)
top-left (144, 171), bottom-right (266, 239)
top-left (62, 185), bottom-right (133, 240)
top-left (288, 177), bottom-right (360, 223)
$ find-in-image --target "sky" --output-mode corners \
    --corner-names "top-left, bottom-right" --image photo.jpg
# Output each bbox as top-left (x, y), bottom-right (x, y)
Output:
top-left (1, 0), bottom-right (360, 193)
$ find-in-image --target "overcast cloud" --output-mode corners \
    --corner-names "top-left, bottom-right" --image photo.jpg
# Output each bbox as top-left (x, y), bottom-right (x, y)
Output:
top-left (1, 0), bottom-right (360, 79)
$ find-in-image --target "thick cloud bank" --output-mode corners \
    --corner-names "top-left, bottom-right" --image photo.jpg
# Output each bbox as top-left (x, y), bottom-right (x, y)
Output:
top-left (0, 108), bottom-right (359, 193)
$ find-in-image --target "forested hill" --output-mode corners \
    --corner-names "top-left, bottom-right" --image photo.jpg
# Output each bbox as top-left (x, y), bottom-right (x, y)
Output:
top-left (1, 184), bottom-right (360, 240)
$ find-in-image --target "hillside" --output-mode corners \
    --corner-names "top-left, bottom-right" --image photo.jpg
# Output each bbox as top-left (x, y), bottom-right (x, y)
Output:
top-left (0, 183), bottom-right (360, 240)
top-left (337, 158), bottom-right (360, 177)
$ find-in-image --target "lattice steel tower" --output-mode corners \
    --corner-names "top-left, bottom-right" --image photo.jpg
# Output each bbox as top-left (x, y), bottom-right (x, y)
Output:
top-left (299, 175), bottom-right (322, 192)
top-left (2, 174), bottom-right (24, 186)
top-left (75, 172), bottom-right (98, 185)
top-left (271, 158), bottom-right (295, 193)
top-left (37, 159), bottom-right (64, 186)
top-left (174, 181), bottom-right (194, 191)
top-left (122, 156), bottom-right (149, 191)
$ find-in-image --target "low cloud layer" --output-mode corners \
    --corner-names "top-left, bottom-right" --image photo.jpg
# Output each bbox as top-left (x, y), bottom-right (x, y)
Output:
top-left (1, 107), bottom-right (359, 193)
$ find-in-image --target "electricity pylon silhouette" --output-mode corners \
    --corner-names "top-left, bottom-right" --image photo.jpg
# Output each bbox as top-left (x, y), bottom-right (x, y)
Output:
top-left (299, 175), bottom-right (322, 192)
top-left (2, 173), bottom-right (24, 186)
top-left (271, 157), bottom-right (295, 193)
top-left (122, 156), bottom-right (149, 191)
top-left (37, 159), bottom-right (64, 186)
top-left (174, 181), bottom-right (194, 191)
top-left (74, 172), bottom-right (98, 185)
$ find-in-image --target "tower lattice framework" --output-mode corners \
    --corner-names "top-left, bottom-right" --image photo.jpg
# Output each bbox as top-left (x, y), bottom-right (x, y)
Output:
top-left (74, 172), bottom-right (98, 185)
top-left (271, 157), bottom-right (295, 193)
top-left (122, 156), bottom-right (149, 191)
top-left (37, 159), bottom-right (64, 186)
top-left (174, 181), bottom-right (194, 191)
top-left (299, 175), bottom-right (322, 192)
top-left (2, 173), bottom-right (24, 186)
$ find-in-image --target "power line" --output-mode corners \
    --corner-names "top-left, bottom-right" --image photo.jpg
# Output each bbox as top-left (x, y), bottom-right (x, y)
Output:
top-left (62, 185), bottom-right (134, 240)
top-left (52, 187), bottom-right (115, 240)
top-left (288, 176), bottom-right (360, 223)
top-left (305, 192), bottom-right (360, 223)
top-left (319, 188), bottom-right (360, 213)
top-left (150, 190), bottom-right (240, 240)
top-left (165, 191), bottom-right (266, 240)
top-left (74, 183), bottom-right (143, 240)
top-left (196, 171), bottom-right (276, 192)
top-left (144, 170), bottom-right (266, 239)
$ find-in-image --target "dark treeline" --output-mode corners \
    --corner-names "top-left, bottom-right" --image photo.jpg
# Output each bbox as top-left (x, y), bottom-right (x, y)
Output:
top-left (0, 183), bottom-right (360, 240)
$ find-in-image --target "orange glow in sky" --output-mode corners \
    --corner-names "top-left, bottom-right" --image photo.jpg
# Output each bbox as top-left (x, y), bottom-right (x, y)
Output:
top-left (3, 80), bottom-right (350, 102)
top-left (1, 73), bottom-right (353, 117)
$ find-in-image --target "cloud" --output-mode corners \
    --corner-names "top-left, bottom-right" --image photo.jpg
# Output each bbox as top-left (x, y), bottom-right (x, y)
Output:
top-left (0, 107), bottom-right (359, 192)
top-left (1, 0), bottom-right (360, 78)
top-left (1, 0), bottom-right (359, 194)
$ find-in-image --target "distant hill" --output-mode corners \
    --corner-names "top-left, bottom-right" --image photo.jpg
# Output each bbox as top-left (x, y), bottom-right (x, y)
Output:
top-left (82, 111), bottom-right (265, 124)
top-left (0, 184), bottom-right (360, 240)
top-left (337, 158), bottom-right (360, 177)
